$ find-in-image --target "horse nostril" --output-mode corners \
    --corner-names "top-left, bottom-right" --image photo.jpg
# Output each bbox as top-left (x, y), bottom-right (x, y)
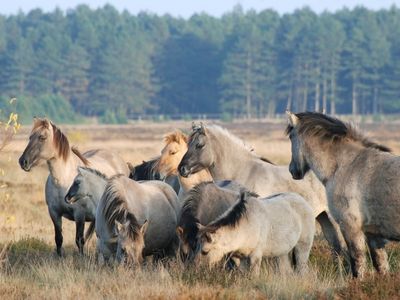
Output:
top-left (179, 165), bottom-right (188, 176)
top-left (19, 157), bottom-right (29, 169)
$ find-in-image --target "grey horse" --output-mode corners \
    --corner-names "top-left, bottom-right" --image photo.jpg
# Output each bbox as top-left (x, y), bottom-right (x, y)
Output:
top-left (198, 190), bottom-right (315, 276)
top-left (18, 118), bottom-right (129, 255)
top-left (178, 123), bottom-right (346, 258)
top-left (286, 111), bottom-right (396, 278)
top-left (99, 174), bottom-right (180, 265)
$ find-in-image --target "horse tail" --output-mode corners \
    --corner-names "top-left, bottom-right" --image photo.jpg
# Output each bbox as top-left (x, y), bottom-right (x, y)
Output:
top-left (84, 220), bottom-right (96, 242)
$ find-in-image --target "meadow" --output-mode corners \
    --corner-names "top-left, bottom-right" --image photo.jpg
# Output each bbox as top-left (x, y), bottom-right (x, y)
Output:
top-left (1, 120), bottom-right (400, 299)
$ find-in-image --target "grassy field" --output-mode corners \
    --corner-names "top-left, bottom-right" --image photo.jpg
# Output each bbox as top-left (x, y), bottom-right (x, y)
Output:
top-left (1, 120), bottom-right (400, 299)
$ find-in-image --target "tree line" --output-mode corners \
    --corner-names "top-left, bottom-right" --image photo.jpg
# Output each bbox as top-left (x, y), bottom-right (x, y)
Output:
top-left (0, 4), bottom-right (400, 123)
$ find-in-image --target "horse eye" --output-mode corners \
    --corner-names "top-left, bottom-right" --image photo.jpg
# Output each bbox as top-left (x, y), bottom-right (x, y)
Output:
top-left (170, 151), bottom-right (177, 155)
top-left (196, 144), bottom-right (204, 149)
top-left (201, 250), bottom-right (209, 256)
top-left (39, 135), bottom-right (47, 141)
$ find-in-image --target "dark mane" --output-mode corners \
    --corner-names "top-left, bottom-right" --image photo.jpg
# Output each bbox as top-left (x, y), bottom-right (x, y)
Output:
top-left (179, 182), bottom-right (213, 251)
top-left (51, 123), bottom-right (71, 161)
top-left (286, 112), bottom-right (391, 153)
top-left (129, 157), bottom-right (161, 180)
top-left (72, 147), bottom-right (90, 165)
top-left (103, 179), bottom-right (140, 240)
top-left (79, 166), bottom-right (108, 180)
top-left (259, 156), bottom-right (274, 165)
top-left (208, 190), bottom-right (248, 230)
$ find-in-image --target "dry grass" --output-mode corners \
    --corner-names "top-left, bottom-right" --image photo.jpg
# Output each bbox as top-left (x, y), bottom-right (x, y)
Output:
top-left (1, 120), bottom-right (400, 299)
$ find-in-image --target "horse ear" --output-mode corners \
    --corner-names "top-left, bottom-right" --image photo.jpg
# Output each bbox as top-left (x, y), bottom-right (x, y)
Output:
top-left (127, 162), bottom-right (134, 172)
top-left (196, 222), bottom-right (206, 232)
top-left (140, 220), bottom-right (149, 235)
top-left (199, 122), bottom-right (206, 134)
top-left (115, 220), bottom-right (123, 233)
top-left (286, 110), bottom-right (299, 127)
top-left (176, 226), bottom-right (184, 238)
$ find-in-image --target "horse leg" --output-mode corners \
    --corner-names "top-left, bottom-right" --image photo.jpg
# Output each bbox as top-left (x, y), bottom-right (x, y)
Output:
top-left (317, 211), bottom-right (347, 257)
top-left (49, 211), bottom-right (64, 257)
top-left (75, 218), bottom-right (85, 255)
top-left (366, 234), bottom-right (389, 275)
top-left (340, 223), bottom-right (367, 278)
top-left (293, 240), bottom-right (313, 275)
top-left (249, 253), bottom-right (262, 276)
top-left (277, 254), bottom-right (292, 275)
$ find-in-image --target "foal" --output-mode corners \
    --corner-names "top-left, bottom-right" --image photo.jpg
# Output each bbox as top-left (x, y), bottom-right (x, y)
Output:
top-left (198, 191), bottom-right (315, 275)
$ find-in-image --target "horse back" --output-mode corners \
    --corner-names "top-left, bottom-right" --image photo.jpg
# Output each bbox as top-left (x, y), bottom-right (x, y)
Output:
top-left (83, 149), bottom-right (129, 177)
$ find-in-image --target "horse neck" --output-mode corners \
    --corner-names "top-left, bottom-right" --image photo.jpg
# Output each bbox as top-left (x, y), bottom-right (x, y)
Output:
top-left (178, 168), bottom-right (213, 192)
top-left (208, 134), bottom-right (257, 181)
top-left (47, 150), bottom-right (82, 187)
top-left (307, 138), bottom-right (361, 184)
top-left (91, 175), bottom-right (108, 200)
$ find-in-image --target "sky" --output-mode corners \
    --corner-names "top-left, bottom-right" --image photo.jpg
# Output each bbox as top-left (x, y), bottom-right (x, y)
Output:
top-left (0, 0), bottom-right (399, 17)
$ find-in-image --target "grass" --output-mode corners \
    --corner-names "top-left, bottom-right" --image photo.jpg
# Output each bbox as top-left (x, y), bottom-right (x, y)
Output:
top-left (2, 121), bottom-right (400, 299)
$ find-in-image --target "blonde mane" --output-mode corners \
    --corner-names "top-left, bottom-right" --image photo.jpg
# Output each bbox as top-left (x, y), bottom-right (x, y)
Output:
top-left (163, 130), bottom-right (188, 145)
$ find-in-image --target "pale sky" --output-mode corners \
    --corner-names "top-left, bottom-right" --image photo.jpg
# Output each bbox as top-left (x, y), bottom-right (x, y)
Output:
top-left (0, 0), bottom-right (398, 17)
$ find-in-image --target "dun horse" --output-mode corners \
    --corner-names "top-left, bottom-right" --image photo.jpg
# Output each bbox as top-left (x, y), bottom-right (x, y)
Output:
top-left (19, 118), bottom-right (129, 255)
top-left (286, 111), bottom-right (398, 278)
top-left (198, 190), bottom-right (315, 275)
top-left (157, 131), bottom-right (248, 262)
top-left (178, 181), bottom-right (256, 264)
top-left (99, 174), bottom-right (180, 265)
top-left (178, 124), bottom-right (346, 258)
top-left (157, 131), bottom-right (243, 198)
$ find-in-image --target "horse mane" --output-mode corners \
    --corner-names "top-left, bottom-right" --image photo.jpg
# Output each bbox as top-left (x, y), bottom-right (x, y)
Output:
top-left (79, 166), bottom-right (108, 180)
top-left (72, 147), bottom-right (90, 166)
top-left (260, 156), bottom-right (274, 165)
top-left (129, 157), bottom-right (160, 180)
top-left (190, 124), bottom-right (274, 163)
top-left (207, 190), bottom-right (248, 230)
top-left (103, 175), bottom-right (140, 240)
top-left (164, 130), bottom-right (188, 145)
top-left (286, 112), bottom-right (391, 152)
top-left (179, 182), bottom-right (212, 250)
top-left (50, 123), bottom-right (71, 161)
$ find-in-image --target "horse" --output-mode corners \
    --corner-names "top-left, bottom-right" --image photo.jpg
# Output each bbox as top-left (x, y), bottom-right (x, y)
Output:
top-left (197, 190), bottom-right (315, 276)
top-left (128, 158), bottom-right (161, 180)
top-left (128, 158), bottom-right (180, 194)
top-left (286, 111), bottom-right (398, 278)
top-left (18, 118), bottom-right (129, 255)
top-left (99, 174), bottom-right (180, 265)
top-left (157, 131), bottom-right (244, 199)
top-left (178, 123), bottom-right (346, 258)
top-left (177, 181), bottom-right (256, 265)
top-left (156, 130), bottom-right (249, 263)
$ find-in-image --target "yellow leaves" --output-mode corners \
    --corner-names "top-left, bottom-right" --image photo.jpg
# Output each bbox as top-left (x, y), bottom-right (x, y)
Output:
top-left (5, 112), bottom-right (21, 133)
top-left (6, 214), bottom-right (15, 224)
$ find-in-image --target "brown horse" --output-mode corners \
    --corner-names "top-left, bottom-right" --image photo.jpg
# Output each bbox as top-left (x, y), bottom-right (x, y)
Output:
top-left (19, 118), bottom-right (129, 255)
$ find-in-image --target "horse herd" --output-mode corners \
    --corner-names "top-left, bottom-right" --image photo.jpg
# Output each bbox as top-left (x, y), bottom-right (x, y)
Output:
top-left (16, 112), bottom-right (400, 278)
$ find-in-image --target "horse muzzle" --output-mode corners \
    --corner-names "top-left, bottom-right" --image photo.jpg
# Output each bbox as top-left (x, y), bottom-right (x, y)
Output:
top-left (64, 193), bottom-right (77, 204)
top-left (18, 156), bottom-right (32, 172)
top-left (178, 165), bottom-right (191, 178)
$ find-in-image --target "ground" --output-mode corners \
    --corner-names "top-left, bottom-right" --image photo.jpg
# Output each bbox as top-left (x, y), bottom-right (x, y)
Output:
top-left (1, 119), bottom-right (400, 299)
